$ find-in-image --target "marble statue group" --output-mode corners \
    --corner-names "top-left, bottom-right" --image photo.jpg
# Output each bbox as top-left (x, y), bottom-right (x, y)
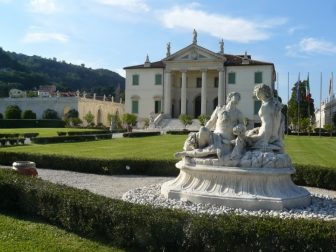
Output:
top-left (162, 83), bottom-right (311, 210)
top-left (175, 83), bottom-right (289, 168)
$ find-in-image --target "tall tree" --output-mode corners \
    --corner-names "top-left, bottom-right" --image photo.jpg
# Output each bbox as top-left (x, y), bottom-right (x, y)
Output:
top-left (287, 79), bottom-right (315, 129)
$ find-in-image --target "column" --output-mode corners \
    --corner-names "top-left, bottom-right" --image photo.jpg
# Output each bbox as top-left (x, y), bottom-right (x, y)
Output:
top-left (181, 70), bottom-right (187, 114)
top-left (201, 69), bottom-right (207, 115)
top-left (164, 71), bottom-right (171, 115)
top-left (218, 68), bottom-right (225, 106)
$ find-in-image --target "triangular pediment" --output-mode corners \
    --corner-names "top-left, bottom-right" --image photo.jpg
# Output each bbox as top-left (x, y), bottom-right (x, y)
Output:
top-left (163, 44), bottom-right (225, 62)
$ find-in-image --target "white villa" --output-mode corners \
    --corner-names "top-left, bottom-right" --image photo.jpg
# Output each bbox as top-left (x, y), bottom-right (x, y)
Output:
top-left (124, 31), bottom-right (276, 128)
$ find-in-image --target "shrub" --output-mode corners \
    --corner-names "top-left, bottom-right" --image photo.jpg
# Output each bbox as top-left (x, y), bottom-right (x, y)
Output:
top-left (198, 114), bottom-right (210, 126)
top-left (42, 109), bottom-right (59, 120)
top-left (179, 114), bottom-right (192, 128)
top-left (5, 105), bottom-right (22, 119)
top-left (0, 169), bottom-right (335, 251)
top-left (31, 135), bottom-right (97, 144)
top-left (0, 113), bottom-right (3, 119)
top-left (23, 133), bottom-right (39, 138)
top-left (166, 129), bottom-right (190, 135)
top-left (22, 110), bottom-right (37, 119)
top-left (0, 119), bottom-right (65, 128)
top-left (122, 113), bottom-right (137, 132)
top-left (122, 131), bottom-right (160, 138)
top-left (57, 131), bottom-right (67, 136)
top-left (84, 111), bottom-right (95, 127)
top-left (64, 109), bottom-right (79, 119)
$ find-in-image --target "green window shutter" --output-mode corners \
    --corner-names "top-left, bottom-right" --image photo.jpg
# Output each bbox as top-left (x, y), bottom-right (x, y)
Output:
top-left (132, 100), bottom-right (139, 114)
top-left (132, 74), bottom-right (139, 85)
top-left (154, 100), bottom-right (161, 113)
top-left (155, 74), bottom-right (162, 85)
top-left (255, 72), bottom-right (262, 84)
top-left (254, 100), bottom-right (262, 115)
top-left (228, 72), bottom-right (235, 84)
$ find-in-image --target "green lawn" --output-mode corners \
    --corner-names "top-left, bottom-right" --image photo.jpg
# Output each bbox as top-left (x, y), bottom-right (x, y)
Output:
top-left (1, 135), bottom-right (186, 160)
top-left (0, 134), bottom-right (335, 168)
top-left (284, 135), bottom-right (336, 167)
top-left (0, 128), bottom-right (104, 137)
top-left (0, 213), bottom-right (122, 252)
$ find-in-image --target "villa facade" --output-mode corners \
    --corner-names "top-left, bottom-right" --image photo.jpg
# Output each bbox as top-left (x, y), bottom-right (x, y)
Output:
top-left (124, 32), bottom-right (276, 127)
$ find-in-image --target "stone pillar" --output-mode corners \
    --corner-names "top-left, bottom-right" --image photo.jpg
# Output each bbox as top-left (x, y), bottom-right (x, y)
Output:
top-left (201, 69), bottom-right (207, 115)
top-left (218, 68), bottom-right (225, 106)
top-left (181, 70), bottom-right (187, 114)
top-left (164, 71), bottom-right (172, 115)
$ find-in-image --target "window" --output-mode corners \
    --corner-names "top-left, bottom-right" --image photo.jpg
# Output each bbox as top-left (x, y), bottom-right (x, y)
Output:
top-left (154, 100), bottom-right (161, 113)
top-left (132, 74), bottom-right (139, 86)
top-left (155, 74), bottom-right (162, 85)
top-left (228, 72), bottom-right (236, 84)
top-left (254, 100), bottom-right (262, 115)
top-left (196, 77), bottom-right (202, 88)
top-left (214, 77), bottom-right (218, 87)
top-left (255, 72), bottom-right (262, 84)
top-left (132, 100), bottom-right (139, 114)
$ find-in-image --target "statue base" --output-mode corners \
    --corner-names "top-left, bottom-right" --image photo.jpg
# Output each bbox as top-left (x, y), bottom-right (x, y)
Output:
top-left (161, 160), bottom-right (311, 210)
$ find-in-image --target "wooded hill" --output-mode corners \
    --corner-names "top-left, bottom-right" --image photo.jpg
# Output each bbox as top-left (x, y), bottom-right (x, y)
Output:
top-left (0, 47), bottom-right (125, 97)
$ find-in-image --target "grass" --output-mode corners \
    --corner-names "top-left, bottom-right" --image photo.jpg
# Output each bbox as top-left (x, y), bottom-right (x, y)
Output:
top-left (284, 135), bottom-right (336, 167)
top-left (0, 133), bottom-right (335, 168)
top-left (0, 128), bottom-right (105, 137)
top-left (0, 213), bottom-right (123, 252)
top-left (0, 134), bottom-right (186, 160)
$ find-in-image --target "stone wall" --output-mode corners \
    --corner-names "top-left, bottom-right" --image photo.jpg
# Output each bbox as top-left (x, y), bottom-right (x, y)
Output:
top-left (0, 96), bottom-right (125, 127)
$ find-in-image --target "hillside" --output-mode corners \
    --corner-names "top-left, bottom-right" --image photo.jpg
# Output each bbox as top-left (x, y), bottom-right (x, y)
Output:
top-left (0, 47), bottom-right (125, 97)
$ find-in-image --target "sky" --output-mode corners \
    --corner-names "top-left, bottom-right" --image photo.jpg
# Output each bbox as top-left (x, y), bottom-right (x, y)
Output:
top-left (0, 0), bottom-right (336, 105)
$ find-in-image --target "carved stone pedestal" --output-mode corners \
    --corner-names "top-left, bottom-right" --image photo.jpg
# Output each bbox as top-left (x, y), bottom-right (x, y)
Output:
top-left (161, 161), bottom-right (311, 210)
top-left (12, 161), bottom-right (38, 177)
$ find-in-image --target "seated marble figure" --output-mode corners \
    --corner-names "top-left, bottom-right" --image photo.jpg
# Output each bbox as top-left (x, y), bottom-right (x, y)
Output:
top-left (175, 86), bottom-right (289, 168)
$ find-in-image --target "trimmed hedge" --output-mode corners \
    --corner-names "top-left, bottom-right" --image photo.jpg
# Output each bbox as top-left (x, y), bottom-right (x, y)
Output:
top-left (0, 138), bottom-right (25, 147)
top-left (123, 131), bottom-right (161, 137)
top-left (166, 130), bottom-right (191, 135)
top-left (0, 151), bottom-right (335, 190)
top-left (31, 135), bottom-right (98, 144)
top-left (0, 152), bottom-right (178, 176)
top-left (0, 169), bottom-right (335, 251)
top-left (67, 130), bottom-right (111, 136)
top-left (0, 119), bottom-right (65, 128)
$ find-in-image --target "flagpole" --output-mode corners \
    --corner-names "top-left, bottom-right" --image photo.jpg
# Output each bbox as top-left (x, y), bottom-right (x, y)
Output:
top-left (287, 72), bottom-right (289, 135)
top-left (297, 72), bottom-right (300, 135)
top-left (307, 73), bottom-right (310, 136)
top-left (319, 72), bottom-right (322, 137)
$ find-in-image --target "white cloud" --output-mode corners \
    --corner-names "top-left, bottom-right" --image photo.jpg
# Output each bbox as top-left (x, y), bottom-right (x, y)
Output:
top-left (29, 0), bottom-right (58, 14)
top-left (96, 0), bottom-right (149, 12)
top-left (22, 32), bottom-right (68, 43)
top-left (159, 6), bottom-right (286, 43)
top-left (286, 37), bottom-right (336, 56)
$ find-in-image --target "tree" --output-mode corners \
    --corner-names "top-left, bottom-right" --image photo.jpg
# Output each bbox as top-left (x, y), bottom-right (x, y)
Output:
top-left (0, 113), bottom-right (3, 119)
top-left (198, 114), bottom-right (210, 126)
top-left (323, 124), bottom-right (334, 136)
top-left (122, 113), bottom-right (137, 131)
top-left (287, 80), bottom-right (315, 131)
top-left (5, 105), bottom-right (21, 119)
top-left (332, 113), bottom-right (336, 127)
top-left (84, 111), bottom-right (95, 127)
top-left (64, 109), bottom-right (79, 119)
top-left (22, 109), bottom-right (36, 119)
top-left (179, 114), bottom-right (192, 128)
top-left (42, 109), bottom-right (59, 119)
top-left (107, 112), bottom-right (122, 129)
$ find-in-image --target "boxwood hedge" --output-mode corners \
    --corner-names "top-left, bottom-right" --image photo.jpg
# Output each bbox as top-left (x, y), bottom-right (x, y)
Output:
top-left (0, 151), bottom-right (335, 190)
top-left (0, 169), bottom-right (334, 251)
